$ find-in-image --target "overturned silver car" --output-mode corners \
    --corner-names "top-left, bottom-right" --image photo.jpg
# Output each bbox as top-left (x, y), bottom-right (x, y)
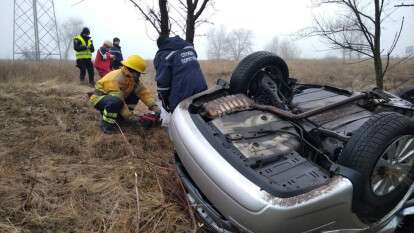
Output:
top-left (169, 51), bottom-right (414, 233)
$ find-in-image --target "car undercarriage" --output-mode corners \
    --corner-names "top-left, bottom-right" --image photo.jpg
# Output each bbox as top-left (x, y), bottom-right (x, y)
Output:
top-left (170, 51), bottom-right (414, 233)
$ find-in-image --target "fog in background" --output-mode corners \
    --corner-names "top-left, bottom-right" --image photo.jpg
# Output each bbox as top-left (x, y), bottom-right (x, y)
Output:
top-left (0, 0), bottom-right (413, 60)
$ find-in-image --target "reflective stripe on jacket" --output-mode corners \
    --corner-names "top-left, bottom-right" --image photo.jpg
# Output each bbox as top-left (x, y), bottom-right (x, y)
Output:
top-left (89, 68), bottom-right (156, 118)
top-left (74, 35), bottom-right (92, 59)
top-left (154, 36), bottom-right (207, 112)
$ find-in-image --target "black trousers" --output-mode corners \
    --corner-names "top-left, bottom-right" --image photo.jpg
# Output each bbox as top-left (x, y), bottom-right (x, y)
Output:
top-left (76, 59), bottom-right (95, 84)
top-left (95, 93), bottom-right (140, 124)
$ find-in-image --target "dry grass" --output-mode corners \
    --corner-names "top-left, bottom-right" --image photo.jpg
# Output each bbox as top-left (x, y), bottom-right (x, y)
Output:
top-left (0, 58), bottom-right (413, 233)
top-left (288, 59), bottom-right (414, 91)
top-left (0, 61), bottom-right (196, 233)
top-left (201, 58), bottom-right (414, 91)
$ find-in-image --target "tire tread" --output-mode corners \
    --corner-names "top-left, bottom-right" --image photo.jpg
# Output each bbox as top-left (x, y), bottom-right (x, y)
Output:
top-left (339, 112), bottom-right (414, 221)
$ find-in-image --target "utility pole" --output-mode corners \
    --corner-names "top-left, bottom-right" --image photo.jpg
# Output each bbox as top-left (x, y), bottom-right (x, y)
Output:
top-left (13, 0), bottom-right (61, 60)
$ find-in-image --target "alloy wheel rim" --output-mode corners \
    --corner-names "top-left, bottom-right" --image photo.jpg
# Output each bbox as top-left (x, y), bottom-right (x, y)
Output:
top-left (371, 135), bottom-right (414, 196)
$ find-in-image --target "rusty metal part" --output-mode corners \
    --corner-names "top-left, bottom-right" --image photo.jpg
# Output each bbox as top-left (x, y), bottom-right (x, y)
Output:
top-left (254, 93), bottom-right (368, 120)
top-left (203, 93), bottom-right (368, 120)
top-left (203, 94), bottom-right (255, 119)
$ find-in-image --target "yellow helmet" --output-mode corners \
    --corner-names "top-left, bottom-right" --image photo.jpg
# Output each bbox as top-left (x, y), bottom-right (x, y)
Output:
top-left (121, 55), bottom-right (146, 73)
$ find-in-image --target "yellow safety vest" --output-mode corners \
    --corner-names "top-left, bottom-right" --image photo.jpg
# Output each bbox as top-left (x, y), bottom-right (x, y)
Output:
top-left (74, 35), bottom-right (92, 59)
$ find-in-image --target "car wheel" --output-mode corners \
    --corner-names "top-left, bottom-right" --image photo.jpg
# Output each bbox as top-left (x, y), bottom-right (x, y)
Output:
top-left (339, 112), bottom-right (414, 222)
top-left (395, 85), bottom-right (414, 104)
top-left (230, 51), bottom-right (292, 107)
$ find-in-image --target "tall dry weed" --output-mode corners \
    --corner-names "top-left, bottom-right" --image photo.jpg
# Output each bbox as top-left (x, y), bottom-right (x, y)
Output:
top-left (0, 62), bottom-right (196, 232)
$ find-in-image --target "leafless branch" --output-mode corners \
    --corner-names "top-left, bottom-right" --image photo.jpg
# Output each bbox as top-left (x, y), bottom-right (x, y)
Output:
top-left (178, 0), bottom-right (188, 9)
top-left (71, 0), bottom-right (85, 6)
top-left (128, 0), bottom-right (161, 34)
top-left (382, 17), bottom-right (405, 77)
top-left (305, 0), bottom-right (406, 89)
top-left (195, 0), bottom-right (209, 20)
top-left (169, 15), bottom-right (186, 34)
top-left (128, 0), bottom-right (212, 43)
top-left (345, 57), bottom-right (372, 64)
top-left (386, 53), bottom-right (414, 72)
top-left (169, 2), bottom-right (188, 21)
top-left (394, 3), bottom-right (414, 7)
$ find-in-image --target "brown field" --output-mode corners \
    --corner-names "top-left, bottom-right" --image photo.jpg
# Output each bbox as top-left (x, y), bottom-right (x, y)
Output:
top-left (0, 58), bottom-right (413, 233)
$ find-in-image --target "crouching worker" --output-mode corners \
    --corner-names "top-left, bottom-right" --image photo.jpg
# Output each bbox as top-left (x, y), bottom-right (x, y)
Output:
top-left (89, 55), bottom-right (161, 134)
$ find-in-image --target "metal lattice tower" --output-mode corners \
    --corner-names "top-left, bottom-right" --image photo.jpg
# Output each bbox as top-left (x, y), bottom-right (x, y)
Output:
top-left (13, 0), bottom-right (61, 60)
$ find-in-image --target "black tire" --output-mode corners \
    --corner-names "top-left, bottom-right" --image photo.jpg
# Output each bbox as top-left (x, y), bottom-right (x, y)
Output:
top-left (339, 112), bottom-right (414, 222)
top-left (396, 215), bottom-right (414, 233)
top-left (395, 85), bottom-right (414, 104)
top-left (230, 51), bottom-right (292, 106)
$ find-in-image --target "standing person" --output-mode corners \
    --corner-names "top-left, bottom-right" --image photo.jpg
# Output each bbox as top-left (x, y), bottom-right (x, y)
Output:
top-left (94, 40), bottom-right (114, 77)
top-left (89, 55), bottom-right (161, 134)
top-left (110, 37), bottom-right (123, 70)
top-left (154, 35), bottom-right (207, 113)
top-left (73, 27), bottom-right (95, 86)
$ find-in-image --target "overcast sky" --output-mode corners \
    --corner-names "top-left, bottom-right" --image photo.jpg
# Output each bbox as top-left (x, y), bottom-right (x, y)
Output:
top-left (0, 0), bottom-right (413, 60)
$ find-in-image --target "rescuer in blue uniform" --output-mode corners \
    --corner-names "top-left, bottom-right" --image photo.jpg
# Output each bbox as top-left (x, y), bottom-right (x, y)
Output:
top-left (154, 36), bottom-right (207, 112)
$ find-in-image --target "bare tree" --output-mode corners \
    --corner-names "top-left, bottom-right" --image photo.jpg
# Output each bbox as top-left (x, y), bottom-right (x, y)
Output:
top-left (59, 18), bottom-right (84, 60)
top-left (265, 36), bottom-right (280, 54)
top-left (278, 40), bottom-right (301, 60)
top-left (185, 0), bottom-right (211, 43)
top-left (128, 0), bottom-right (212, 44)
top-left (339, 23), bottom-right (365, 61)
top-left (206, 25), bottom-right (229, 60)
top-left (264, 36), bottom-right (301, 60)
top-left (227, 28), bottom-right (254, 61)
top-left (307, 0), bottom-right (405, 89)
top-left (128, 0), bottom-right (170, 37)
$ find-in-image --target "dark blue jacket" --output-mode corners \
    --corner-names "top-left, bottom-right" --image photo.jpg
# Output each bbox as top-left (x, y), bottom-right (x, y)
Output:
top-left (109, 45), bottom-right (123, 69)
top-left (154, 36), bottom-right (207, 112)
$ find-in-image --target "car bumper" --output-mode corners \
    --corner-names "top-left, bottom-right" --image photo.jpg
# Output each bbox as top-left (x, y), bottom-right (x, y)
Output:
top-left (175, 154), bottom-right (238, 232)
top-left (169, 97), bottom-right (368, 233)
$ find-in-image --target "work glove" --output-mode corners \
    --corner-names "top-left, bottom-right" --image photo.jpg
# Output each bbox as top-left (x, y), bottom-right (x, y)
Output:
top-left (138, 113), bottom-right (161, 129)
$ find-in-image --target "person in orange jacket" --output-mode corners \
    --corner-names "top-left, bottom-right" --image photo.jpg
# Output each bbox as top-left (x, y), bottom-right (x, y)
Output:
top-left (94, 40), bottom-right (114, 77)
top-left (89, 55), bottom-right (161, 134)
